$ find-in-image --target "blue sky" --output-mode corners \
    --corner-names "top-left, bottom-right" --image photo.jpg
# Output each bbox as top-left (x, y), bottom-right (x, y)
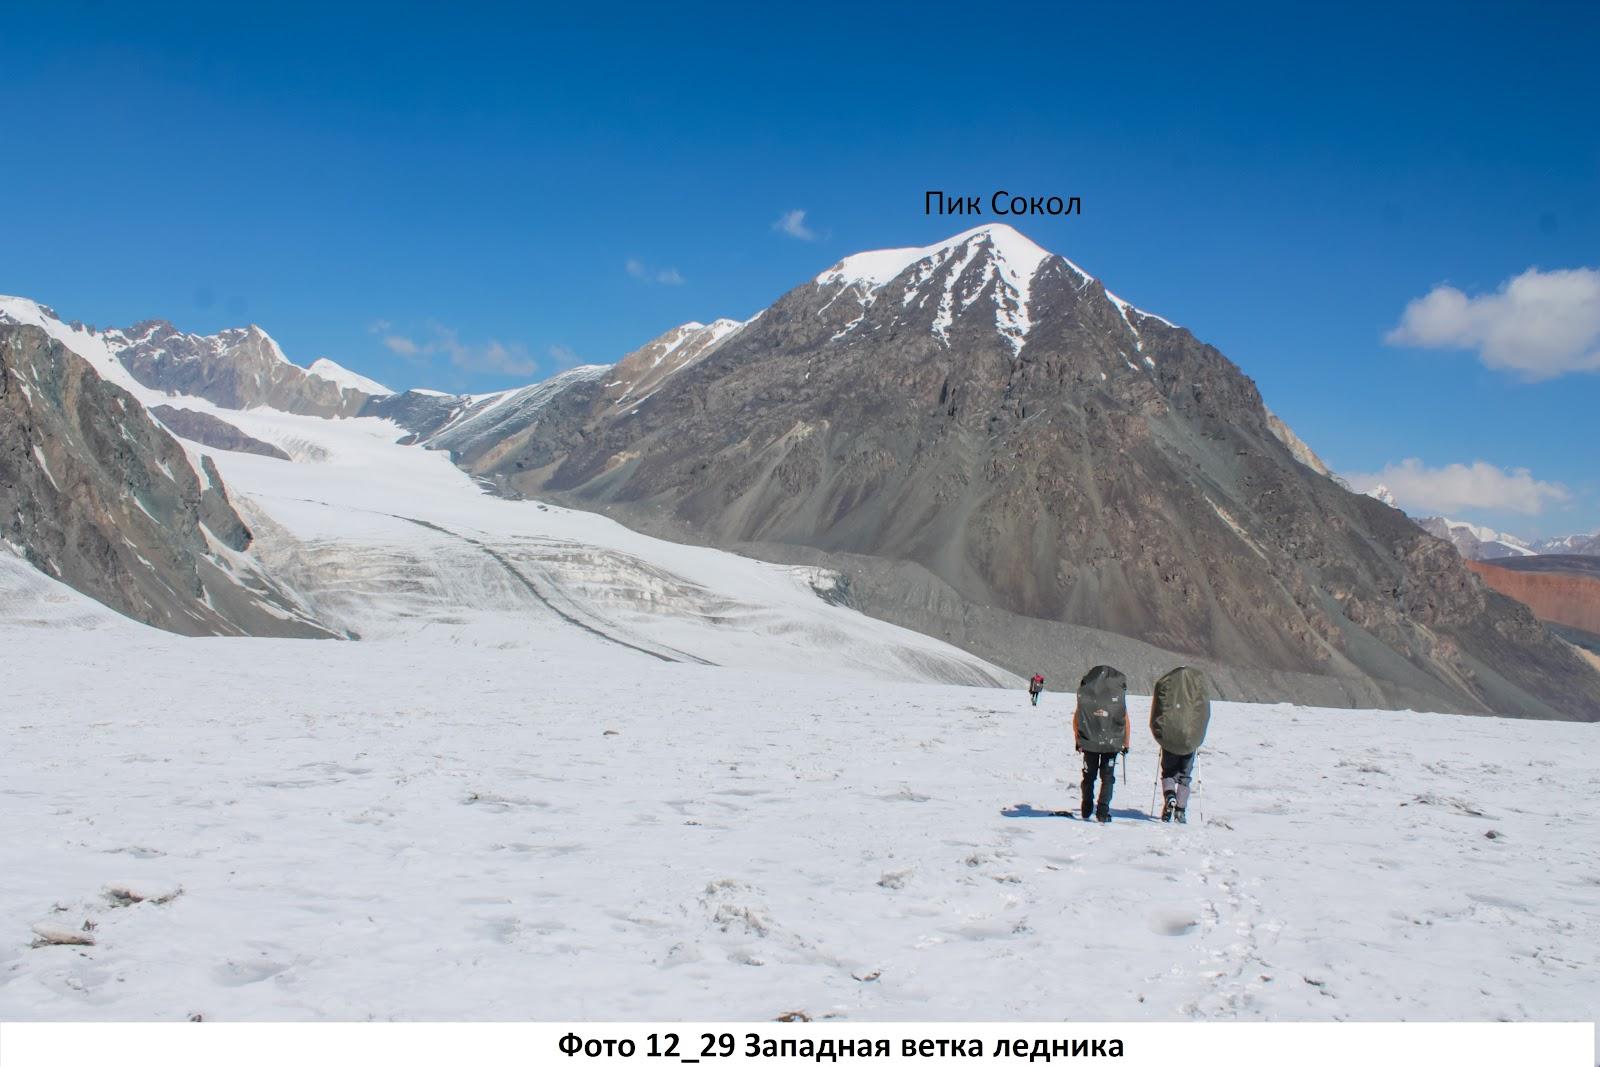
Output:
top-left (5, 2), bottom-right (1597, 536)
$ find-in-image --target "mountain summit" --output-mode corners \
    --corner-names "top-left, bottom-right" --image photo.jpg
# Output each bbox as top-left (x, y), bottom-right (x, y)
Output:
top-left (440, 224), bottom-right (1595, 720)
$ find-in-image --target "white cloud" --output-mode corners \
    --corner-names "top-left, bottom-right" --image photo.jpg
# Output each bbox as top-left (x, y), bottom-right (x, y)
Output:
top-left (626, 257), bottom-right (685, 285)
top-left (1386, 267), bottom-right (1600, 380)
top-left (373, 321), bottom-right (539, 377)
top-left (428, 325), bottom-right (539, 377)
top-left (773, 209), bottom-right (819, 241)
top-left (546, 344), bottom-right (584, 371)
top-left (1344, 458), bottom-right (1571, 516)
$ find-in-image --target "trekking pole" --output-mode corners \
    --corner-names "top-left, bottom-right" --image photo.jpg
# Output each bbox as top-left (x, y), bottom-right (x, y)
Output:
top-left (1149, 752), bottom-right (1159, 818)
top-left (1191, 752), bottom-right (1203, 825)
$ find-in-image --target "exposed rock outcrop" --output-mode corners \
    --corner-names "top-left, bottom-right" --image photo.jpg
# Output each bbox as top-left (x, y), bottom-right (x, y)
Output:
top-left (1469, 556), bottom-right (1600, 641)
top-left (0, 323), bottom-right (333, 637)
top-left (150, 405), bottom-right (292, 460)
top-left (107, 320), bottom-right (373, 417)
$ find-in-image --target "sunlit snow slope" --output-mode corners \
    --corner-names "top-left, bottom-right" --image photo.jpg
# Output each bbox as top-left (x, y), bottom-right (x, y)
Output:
top-left (2, 596), bottom-right (1596, 1021)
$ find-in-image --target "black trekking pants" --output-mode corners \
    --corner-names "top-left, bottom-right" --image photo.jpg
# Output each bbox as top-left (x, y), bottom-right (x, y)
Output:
top-left (1080, 751), bottom-right (1117, 816)
top-left (1161, 750), bottom-right (1196, 809)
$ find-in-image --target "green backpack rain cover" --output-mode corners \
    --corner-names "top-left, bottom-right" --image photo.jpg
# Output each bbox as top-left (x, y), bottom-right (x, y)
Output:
top-left (1075, 665), bottom-right (1128, 754)
top-left (1150, 666), bottom-right (1211, 755)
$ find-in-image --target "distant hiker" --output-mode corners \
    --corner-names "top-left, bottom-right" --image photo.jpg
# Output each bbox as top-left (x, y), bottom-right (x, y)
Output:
top-left (1073, 665), bottom-right (1130, 823)
top-left (1028, 673), bottom-right (1045, 706)
top-left (1150, 666), bottom-right (1212, 824)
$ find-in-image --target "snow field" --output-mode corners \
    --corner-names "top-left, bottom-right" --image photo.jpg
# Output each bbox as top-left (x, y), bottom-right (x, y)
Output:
top-left (2, 622), bottom-right (1596, 1021)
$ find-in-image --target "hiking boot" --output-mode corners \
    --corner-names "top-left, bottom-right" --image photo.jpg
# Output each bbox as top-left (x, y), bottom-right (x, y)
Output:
top-left (1080, 807), bottom-right (1093, 821)
top-left (1161, 794), bottom-right (1177, 823)
top-left (1174, 808), bottom-right (1188, 825)
top-left (1096, 810), bottom-right (1111, 824)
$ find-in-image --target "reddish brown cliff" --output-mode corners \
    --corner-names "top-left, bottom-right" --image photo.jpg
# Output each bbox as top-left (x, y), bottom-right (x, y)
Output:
top-left (1467, 560), bottom-right (1600, 636)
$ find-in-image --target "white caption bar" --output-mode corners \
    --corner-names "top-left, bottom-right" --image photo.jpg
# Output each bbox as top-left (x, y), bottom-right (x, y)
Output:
top-left (0, 1021), bottom-right (1592, 1067)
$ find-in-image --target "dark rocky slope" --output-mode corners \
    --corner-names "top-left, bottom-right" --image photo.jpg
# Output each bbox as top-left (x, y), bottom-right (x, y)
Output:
top-left (151, 405), bottom-right (292, 460)
top-left (1, 323), bottom-right (333, 637)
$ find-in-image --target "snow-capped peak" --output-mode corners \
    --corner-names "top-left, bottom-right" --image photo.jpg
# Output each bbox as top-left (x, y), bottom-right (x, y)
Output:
top-left (813, 224), bottom-right (1177, 357)
top-left (815, 223), bottom-right (1052, 291)
top-left (1442, 518), bottom-right (1527, 548)
top-left (815, 224), bottom-right (1058, 354)
top-left (309, 358), bottom-right (394, 396)
top-left (217, 324), bottom-right (290, 363)
top-left (1363, 484), bottom-right (1397, 507)
top-left (1432, 518), bottom-right (1535, 555)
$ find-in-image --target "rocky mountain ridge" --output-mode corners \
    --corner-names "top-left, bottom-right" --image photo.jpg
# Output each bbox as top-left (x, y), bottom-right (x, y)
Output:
top-left (0, 320), bottom-right (332, 637)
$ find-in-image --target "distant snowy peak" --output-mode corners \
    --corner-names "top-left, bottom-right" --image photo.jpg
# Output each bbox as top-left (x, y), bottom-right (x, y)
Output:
top-left (1417, 517), bottom-right (1536, 561)
top-left (606, 317), bottom-right (749, 405)
top-left (813, 223), bottom-right (1173, 355)
top-left (108, 320), bottom-right (290, 366)
top-left (102, 317), bottom-right (372, 418)
top-left (1362, 484), bottom-right (1398, 507)
top-left (309, 358), bottom-right (393, 396)
top-left (1531, 532), bottom-right (1600, 555)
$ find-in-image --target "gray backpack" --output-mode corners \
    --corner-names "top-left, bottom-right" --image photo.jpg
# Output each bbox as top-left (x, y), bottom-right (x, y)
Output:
top-left (1075, 665), bottom-right (1128, 754)
top-left (1150, 666), bottom-right (1211, 755)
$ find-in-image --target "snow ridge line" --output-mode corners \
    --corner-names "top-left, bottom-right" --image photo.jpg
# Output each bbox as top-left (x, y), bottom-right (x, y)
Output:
top-left (388, 515), bottom-right (714, 666)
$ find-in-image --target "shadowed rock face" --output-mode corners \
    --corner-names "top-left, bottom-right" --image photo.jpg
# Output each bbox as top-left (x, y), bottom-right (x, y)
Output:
top-left (456, 224), bottom-right (1597, 720)
top-left (107, 320), bottom-right (372, 417)
top-left (0, 323), bottom-right (334, 637)
top-left (151, 406), bottom-right (291, 460)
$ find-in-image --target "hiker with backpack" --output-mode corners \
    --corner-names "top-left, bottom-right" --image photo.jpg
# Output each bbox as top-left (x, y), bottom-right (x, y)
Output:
top-left (1073, 665), bottom-right (1130, 823)
top-left (1028, 673), bottom-right (1045, 706)
top-left (1149, 666), bottom-right (1212, 824)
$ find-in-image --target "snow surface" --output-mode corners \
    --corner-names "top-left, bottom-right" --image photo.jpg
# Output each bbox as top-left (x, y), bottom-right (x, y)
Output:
top-left (308, 358), bottom-right (393, 396)
top-left (3, 591), bottom-right (1597, 1020)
